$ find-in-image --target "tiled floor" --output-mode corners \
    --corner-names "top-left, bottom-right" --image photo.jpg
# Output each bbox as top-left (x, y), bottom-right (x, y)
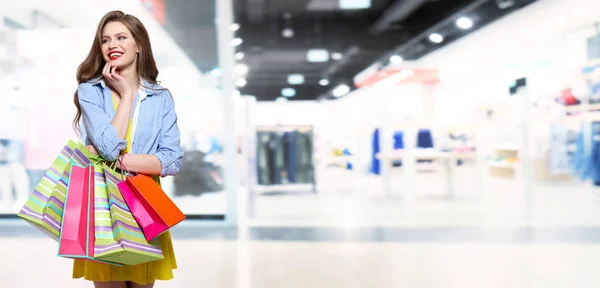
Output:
top-left (3, 235), bottom-right (600, 287)
top-left (5, 165), bottom-right (600, 287)
top-left (253, 166), bottom-right (600, 227)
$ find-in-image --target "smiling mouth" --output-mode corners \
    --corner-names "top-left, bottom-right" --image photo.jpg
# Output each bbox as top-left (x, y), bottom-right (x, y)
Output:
top-left (108, 52), bottom-right (123, 60)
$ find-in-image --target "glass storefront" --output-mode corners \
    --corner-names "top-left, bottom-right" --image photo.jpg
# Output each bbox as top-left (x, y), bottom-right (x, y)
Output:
top-left (0, 0), bottom-right (235, 218)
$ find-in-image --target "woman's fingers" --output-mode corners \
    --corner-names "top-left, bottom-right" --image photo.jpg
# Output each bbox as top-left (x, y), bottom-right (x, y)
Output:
top-left (104, 63), bottom-right (113, 80)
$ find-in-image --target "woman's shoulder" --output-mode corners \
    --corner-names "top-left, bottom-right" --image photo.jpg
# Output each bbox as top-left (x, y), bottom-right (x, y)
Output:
top-left (80, 77), bottom-right (104, 88)
top-left (77, 78), bottom-right (104, 102)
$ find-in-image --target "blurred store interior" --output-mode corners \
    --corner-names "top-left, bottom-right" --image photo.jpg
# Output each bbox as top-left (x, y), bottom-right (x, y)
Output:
top-left (4, 0), bottom-right (600, 286)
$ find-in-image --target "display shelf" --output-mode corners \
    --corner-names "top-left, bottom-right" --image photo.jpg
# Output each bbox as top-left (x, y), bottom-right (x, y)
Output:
top-left (487, 161), bottom-right (519, 169)
top-left (563, 103), bottom-right (600, 113)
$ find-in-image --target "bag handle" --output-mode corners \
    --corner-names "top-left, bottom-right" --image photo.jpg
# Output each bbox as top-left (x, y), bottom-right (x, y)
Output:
top-left (117, 153), bottom-right (133, 181)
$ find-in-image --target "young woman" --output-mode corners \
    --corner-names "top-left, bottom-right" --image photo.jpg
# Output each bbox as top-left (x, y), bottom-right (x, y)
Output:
top-left (72, 10), bottom-right (183, 288)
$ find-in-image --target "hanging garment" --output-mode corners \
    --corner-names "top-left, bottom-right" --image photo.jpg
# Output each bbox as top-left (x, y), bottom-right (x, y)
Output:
top-left (256, 132), bottom-right (271, 185)
top-left (274, 132), bottom-right (286, 184)
top-left (286, 132), bottom-right (297, 183)
top-left (294, 132), bottom-right (314, 184)
top-left (572, 122), bottom-right (600, 182)
top-left (416, 129), bottom-right (434, 163)
top-left (416, 129), bottom-right (434, 148)
top-left (550, 124), bottom-right (571, 175)
top-left (370, 128), bottom-right (381, 175)
top-left (392, 131), bottom-right (404, 167)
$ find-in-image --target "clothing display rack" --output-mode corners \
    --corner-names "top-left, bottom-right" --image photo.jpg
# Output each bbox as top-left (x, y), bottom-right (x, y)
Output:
top-left (255, 125), bottom-right (317, 193)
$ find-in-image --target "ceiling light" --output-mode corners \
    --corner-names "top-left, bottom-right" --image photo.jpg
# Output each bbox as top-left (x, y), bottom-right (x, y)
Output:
top-left (456, 17), bottom-right (473, 30)
top-left (429, 33), bottom-right (444, 44)
top-left (235, 52), bottom-right (245, 60)
top-left (282, 88), bottom-right (296, 97)
top-left (230, 23), bottom-right (240, 32)
top-left (282, 28), bottom-right (294, 38)
top-left (389, 55), bottom-right (403, 65)
top-left (209, 68), bottom-right (222, 77)
top-left (288, 74), bottom-right (305, 85)
top-left (332, 84), bottom-right (351, 98)
top-left (276, 96), bottom-right (289, 103)
top-left (319, 79), bottom-right (330, 86)
top-left (340, 0), bottom-right (371, 9)
top-left (231, 38), bottom-right (243, 47)
top-left (235, 64), bottom-right (248, 75)
top-left (236, 78), bottom-right (247, 87)
top-left (496, 0), bottom-right (515, 9)
top-left (307, 49), bottom-right (329, 62)
top-left (331, 52), bottom-right (343, 60)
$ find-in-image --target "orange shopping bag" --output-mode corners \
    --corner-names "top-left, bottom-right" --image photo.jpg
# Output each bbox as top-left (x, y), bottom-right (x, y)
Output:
top-left (118, 158), bottom-right (185, 241)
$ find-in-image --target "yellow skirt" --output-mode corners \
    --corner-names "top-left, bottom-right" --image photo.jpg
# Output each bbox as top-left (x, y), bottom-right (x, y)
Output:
top-left (72, 231), bottom-right (177, 285)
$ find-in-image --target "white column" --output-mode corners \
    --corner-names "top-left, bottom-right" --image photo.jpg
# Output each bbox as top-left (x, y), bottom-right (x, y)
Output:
top-left (216, 0), bottom-right (239, 226)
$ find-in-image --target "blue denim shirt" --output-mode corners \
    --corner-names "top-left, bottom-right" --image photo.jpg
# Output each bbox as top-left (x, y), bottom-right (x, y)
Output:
top-left (78, 77), bottom-right (183, 177)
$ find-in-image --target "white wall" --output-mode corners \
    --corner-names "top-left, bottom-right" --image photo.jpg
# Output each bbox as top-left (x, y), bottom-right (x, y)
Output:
top-left (420, 0), bottom-right (600, 96)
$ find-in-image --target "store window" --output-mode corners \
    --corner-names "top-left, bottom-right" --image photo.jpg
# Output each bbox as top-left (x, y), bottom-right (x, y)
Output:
top-left (0, 0), bottom-right (230, 217)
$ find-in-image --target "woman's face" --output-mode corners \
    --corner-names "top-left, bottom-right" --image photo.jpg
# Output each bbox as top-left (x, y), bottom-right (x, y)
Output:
top-left (101, 21), bottom-right (139, 70)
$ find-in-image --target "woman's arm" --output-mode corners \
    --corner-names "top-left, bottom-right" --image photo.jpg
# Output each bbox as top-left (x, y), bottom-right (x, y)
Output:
top-left (111, 90), bottom-right (135, 140)
top-left (118, 153), bottom-right (162, 175)
top-left (78, 83), bottom-right (127, 161)
top-left (153, 91), bottom-right (184, 177)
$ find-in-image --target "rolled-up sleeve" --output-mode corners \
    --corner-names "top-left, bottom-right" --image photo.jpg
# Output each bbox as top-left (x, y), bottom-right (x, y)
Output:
top-left (154, 91), bottom-right (184, 177)
top-left (78, 83), bottom-right (127, 162)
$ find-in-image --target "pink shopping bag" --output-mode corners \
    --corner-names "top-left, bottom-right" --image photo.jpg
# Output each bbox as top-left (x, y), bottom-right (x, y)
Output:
top-left (58, 162), bottom-right (94, 258)
top-left (118, 180), bottom-right (169, 242)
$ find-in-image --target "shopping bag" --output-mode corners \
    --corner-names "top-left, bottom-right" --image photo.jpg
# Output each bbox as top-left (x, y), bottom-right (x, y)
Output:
top-left (41, 143), bottom-right (95, 240)
top-left (93, 163), bottom-right (163, 265)
top-left (57, 161), bottom-right (94, 258)
top-left (18, 140), bottom-right (77, 241)
top-left (118, 160), bottom-right (185, 242)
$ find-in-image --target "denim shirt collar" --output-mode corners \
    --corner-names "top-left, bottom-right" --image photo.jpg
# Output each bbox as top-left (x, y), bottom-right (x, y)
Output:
top-left (89, 77), bottom-right (162, 96)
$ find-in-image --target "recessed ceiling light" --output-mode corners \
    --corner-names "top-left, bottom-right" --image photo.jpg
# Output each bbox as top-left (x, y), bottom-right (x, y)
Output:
top-left (236, 78), bottom-right (247, 87)
top-left (288, 74), bottom-right (305, 85)
top-left (456, 17), bottom-right (473, 30)
top-left (282, 28), bottom-right (294, 38)
top-left (340, 0), bottom-right (371, 9)
top-left (429, 33), bottom-right (444, 44)
top-left (231, 38), bottom-right (243, 47)
top-left (230, 23), bottom-right (240, 32)
top-left (235, 64), bottom-right (248, 75)
top-left (282, 88), bottom-right (296, 97)
top-left (333, 84), bottom-right (351, 97)
top-left (235, 52), bottom-right (245, 60)
top-left (307, 49), bottom-right (329, 62)
top-left (331, 52), bottom-right (343, 60)
top-left (319, 79), bottom-right (330, 86)
top-left (390, 55), bottom-right (403, 64)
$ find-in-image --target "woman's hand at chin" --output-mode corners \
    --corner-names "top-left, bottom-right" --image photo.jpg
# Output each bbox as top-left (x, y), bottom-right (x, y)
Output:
top-left (103, 62), bottom-right (135, 100)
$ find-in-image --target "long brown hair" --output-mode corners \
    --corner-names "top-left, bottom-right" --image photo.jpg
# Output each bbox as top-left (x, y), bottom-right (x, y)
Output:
top-left (73, 10), bottom-right (160, 133)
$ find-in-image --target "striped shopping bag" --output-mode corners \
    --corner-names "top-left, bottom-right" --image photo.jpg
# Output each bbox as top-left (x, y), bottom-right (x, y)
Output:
top-left (18, 140), bottom-right (78, 241)
top-left (93, 163), bottom-right (163, 265)
top-left (41, 145), bottom-right (94, 240)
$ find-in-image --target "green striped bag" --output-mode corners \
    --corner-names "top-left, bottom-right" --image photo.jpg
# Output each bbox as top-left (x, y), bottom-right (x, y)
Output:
top-left (18, 140), bottom-right (78, 241)
top-left (42, 143), bottom-right (95, 240)
top-left (93, 163), bottom-right (164, 265)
